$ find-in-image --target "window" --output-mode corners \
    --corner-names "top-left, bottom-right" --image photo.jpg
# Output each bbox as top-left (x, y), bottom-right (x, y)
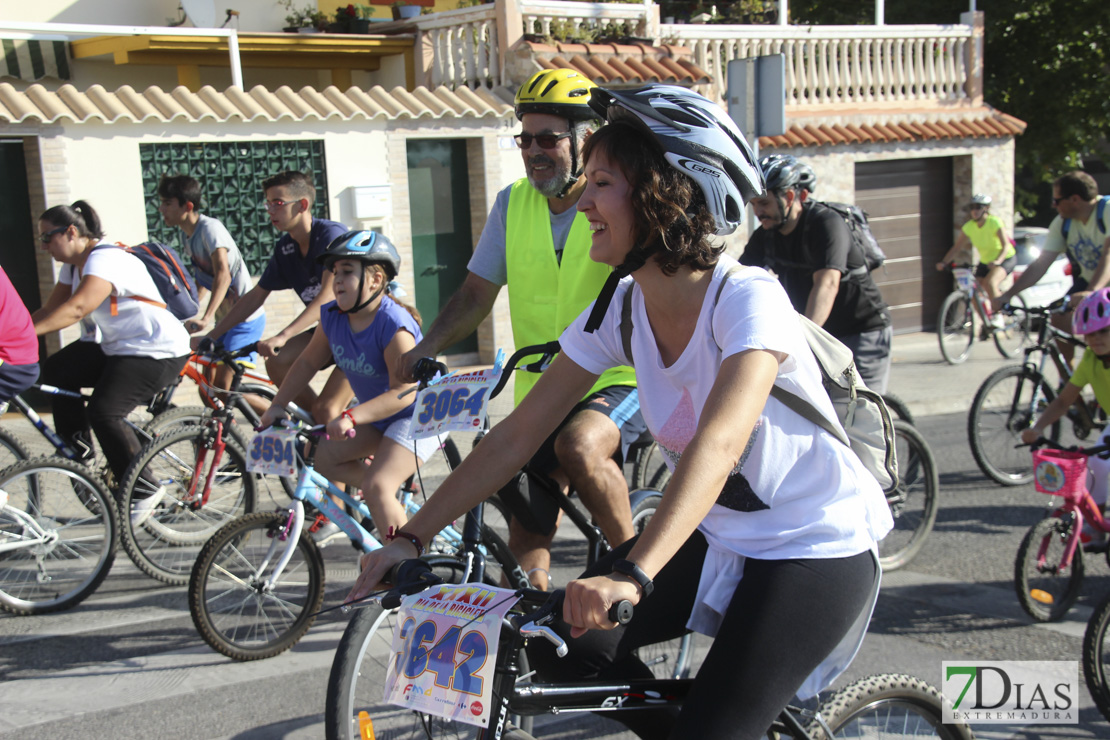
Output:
top-left (140, 140), bottom-right (330, 276)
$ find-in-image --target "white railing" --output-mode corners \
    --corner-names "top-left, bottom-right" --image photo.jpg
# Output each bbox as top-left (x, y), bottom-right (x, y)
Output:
top-left (521, 0), bottom-right (650, 40)
top-left (378, 5), bottom-right (501, 89)
top-left (663, 23), bottom-right (974, 106)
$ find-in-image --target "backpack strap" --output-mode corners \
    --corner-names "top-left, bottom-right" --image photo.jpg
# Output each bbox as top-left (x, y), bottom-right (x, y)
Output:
top-left (768, 382), bottom-right (851, 448)
top-left (1063, 195), bottom-right (1110, 239)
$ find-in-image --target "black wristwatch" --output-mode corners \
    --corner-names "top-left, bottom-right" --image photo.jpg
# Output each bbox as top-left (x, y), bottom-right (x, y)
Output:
top-left (611, 559), bottom-right (654, 598)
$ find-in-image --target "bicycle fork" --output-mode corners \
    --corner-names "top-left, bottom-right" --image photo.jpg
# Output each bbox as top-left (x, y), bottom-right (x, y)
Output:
top-left (0, 505), bottom-right (60, 583)
top-left (187, 421), bottom-right (228, 508)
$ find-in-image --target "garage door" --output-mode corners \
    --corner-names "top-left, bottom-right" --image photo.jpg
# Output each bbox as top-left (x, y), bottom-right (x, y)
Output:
top-left (856, 158), bottom-right (953, 333)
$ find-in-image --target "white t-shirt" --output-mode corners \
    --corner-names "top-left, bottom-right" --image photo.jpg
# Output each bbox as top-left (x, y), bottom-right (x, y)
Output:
top-left (1043, 202), bottom-right (1110, 283)
top-left (62, 242), bottom-right (192, 359)
top-left (561, 258), bottom-right (893, 695)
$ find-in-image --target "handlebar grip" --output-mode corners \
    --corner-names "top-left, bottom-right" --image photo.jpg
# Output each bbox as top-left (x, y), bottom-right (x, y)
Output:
top-left (608, 600), bottom-right (633, 625)
top-left (413, 357), bottom-right (449, 383)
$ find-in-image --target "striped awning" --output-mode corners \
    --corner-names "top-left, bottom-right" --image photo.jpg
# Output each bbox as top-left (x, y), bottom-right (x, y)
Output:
top-left (1, 38), bottom-right (71, 82)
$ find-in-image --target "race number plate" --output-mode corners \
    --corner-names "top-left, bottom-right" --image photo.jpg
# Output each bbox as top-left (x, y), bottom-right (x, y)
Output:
top-left (410, 351), bottom-right (503, 439)
top-left (246, 427), bottom-right (298, 477)
top-left (384, 583), bottom-right (520, 727)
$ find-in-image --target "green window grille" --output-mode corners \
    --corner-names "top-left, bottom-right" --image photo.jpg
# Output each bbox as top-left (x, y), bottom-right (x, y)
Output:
top-left (139, 140), bottom-right (330, 277)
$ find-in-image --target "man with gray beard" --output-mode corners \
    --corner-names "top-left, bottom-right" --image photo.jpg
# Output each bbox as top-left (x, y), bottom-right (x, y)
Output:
top-left (397, 69), bottom-right (645, 590)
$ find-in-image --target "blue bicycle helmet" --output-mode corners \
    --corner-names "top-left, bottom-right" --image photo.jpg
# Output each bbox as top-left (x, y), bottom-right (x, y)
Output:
top-left (319, 230), bottom-right (402, 313)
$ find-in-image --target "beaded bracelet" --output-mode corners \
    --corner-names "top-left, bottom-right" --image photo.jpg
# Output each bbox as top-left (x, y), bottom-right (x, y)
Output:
top-left (386, 526), bottom-right (424, 556)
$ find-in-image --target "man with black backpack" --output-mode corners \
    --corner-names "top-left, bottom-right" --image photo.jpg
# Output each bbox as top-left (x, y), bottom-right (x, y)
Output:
top-left (741, 154), bottom-right (893, 393)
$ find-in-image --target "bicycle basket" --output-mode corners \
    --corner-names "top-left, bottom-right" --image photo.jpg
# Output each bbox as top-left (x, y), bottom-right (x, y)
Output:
top-left (953, 267), bottom-right (975, 291)
top-left (1032, 449), bottom-right (1087, 497)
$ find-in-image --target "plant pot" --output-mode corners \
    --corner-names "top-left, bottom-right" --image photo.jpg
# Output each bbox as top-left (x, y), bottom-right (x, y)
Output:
top-left (297, 26), bottom-right (319, 33)
top-left (391, 5), bottom-right (422, 21)
top-left (352, 18), bottom-right (372, 33)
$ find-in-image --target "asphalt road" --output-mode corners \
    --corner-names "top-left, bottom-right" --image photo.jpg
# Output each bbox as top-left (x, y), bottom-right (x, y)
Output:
top-left (1, 410), bottom-right (1108, 739)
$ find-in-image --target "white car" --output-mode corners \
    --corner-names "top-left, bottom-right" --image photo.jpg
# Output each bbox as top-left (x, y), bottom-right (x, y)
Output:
top-left (1012, 226), bottom-right (1072, 308)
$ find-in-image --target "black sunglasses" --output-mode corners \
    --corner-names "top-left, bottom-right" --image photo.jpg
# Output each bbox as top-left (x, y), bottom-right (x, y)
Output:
top-left (514, 132), bottom-right (573, 150)
top-left (39, 226), bottom-right (67, 243)
top-left (1053, 196), bottom-right (1069, 205)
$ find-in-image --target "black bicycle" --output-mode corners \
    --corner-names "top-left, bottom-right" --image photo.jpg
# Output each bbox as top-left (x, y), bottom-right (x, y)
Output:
top-left (1082, 588), bottom-right (1110, 723)
top-left (329, 559), bottom-right (973, 740)
top-left (968, 299), bottom-right (1105, 486)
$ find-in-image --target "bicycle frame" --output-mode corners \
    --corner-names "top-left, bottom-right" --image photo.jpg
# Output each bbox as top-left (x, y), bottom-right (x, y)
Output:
top-left (1017, 312), bottom-right (1099, 437)
top-left (2, 385), bottom-right (150, 461)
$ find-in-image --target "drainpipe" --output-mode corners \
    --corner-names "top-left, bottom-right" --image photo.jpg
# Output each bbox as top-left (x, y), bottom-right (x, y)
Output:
top-left (778, 0), bottom-right (788, 25)
top-left (875, 0), bottom-right (885, 25)
top-left (0, 21), bottom-right (244, 89)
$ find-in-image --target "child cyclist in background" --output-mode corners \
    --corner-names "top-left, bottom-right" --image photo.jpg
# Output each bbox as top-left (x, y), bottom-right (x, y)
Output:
top-left (1022, 288), bottom-right (1110, 542)
top-left (257, 230), bottom-right (442, 538)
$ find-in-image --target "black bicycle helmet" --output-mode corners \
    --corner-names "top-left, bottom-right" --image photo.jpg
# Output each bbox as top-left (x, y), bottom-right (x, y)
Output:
top-left (318, 230), bottom-right (402, 313)
top-left (759, 154), bottom-right (816, 193)
top-left (582, 84), bottom-right (764, 332)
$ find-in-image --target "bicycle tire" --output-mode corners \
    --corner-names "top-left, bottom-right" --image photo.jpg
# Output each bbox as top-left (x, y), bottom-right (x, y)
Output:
top-left (993, 294), bottom-right (1030, 358)
top-left (146, 405), bottom-right (252, 449)
top-left (0, 426), bottom-right (31, 470)
top-left (629, 491), bottom-right (696, 680)
top-left (881, 393), bottom-right (915, 426)
top-left (878, 421), bottom-right (939, 572)
top-left (937, 291), bottom-right (974, 365)
top-left (0, 457), bottom-right (118, 615)
top-left (1014, 515), bottom-right (1084, 622)
top-left (631, 439), bottom-right (671, 491)
top-left (968, 365), bottom-right (1059, 486)
top-left (1082, 590), bottom-right (1110, 723)
top-left (325, 555), bottom-right (496, 740)
top-left (809, 672), bottom-right (973, 740)
top-left (119, 424), bottom-right (257, 585)
top-left (188, 510), bottom-right (325, 660)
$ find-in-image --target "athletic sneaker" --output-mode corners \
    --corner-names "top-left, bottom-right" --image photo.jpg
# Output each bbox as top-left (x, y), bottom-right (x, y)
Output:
top-left (130, 486), bottom-right (166, 527)
top-left (311, 520), bottom-right (345, 547)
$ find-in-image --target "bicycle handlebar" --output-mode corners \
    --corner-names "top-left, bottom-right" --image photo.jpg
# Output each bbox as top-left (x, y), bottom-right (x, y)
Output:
top-left (1029, 437), bottom-right (1110, 459)
top-left (489, 341), bottom-right (561, 400)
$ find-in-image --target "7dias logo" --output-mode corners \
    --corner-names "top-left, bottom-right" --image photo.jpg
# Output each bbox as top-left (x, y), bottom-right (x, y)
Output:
top-left (941, 661), bottom-right (1077, 724)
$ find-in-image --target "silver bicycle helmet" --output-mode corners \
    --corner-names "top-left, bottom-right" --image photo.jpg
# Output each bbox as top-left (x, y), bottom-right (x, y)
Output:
top-left (582, 85), bottom-right (763, 333)
top-left (970, 193), bottom-right (992, 207)
top-left (318, 230), bottom-right (402, 313)
top-left (588, 85), bottom-right (764, 236)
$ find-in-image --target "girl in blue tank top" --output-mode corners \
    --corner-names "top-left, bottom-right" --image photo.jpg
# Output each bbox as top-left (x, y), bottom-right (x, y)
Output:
top-left (259, 231), bottom-right (443, 538)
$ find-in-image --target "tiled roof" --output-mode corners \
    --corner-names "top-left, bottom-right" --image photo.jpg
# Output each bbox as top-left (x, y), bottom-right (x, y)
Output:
top-left (518, 39), bottom-right (711, 87)
top-left (758, 109), bottom-right (1027, 148)
top-left (0, 82), bottom-right (513, 125)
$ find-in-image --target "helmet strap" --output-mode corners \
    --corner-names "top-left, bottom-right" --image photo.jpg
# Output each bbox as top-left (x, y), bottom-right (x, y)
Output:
top-left (555, 120), bottom-right (581, 200)
top-left (333, 266), bottom-right (385, 315)
top-left (583, 249), bottom-right (651, 333)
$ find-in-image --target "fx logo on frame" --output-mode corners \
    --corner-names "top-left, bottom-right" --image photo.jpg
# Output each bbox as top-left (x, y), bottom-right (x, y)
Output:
top-left (942, 661), bottom-right (1078, 724)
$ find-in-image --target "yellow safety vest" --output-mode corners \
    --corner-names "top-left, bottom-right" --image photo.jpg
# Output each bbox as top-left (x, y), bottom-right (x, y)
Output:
top-left (504, 179), bottom-right (636, 406)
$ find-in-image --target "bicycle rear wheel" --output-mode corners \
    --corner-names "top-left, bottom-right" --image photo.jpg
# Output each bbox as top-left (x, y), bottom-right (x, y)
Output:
top-left (146, 406), bottom-right (251, 448)
top-left (630, 491), bottom-right (695, 680)
top-left (993, 294), bottom-right (1030, 358)
top-left (0, 457), bottom-right (118, 615)
top-left (0, 426), bottom-right (31, 471)
top-left (119, 424), bottom-right (256, 585)
top-left (878, 422), bottom-right (939, 572)
top-left (325, 555), bottom-right (488, 740)
top-left (1082, 590), bottom-right (1110, 723)
top-left (1014, 515), bottom-right (1084, 622)
top-left (189, 510), bottom-right (325, 660)
top-left (809, 673), bottom-right (972, 740)
top-left (968, 365), bottom-right (1059, 486)
top-left (937, 291), bottom-right (974, 365)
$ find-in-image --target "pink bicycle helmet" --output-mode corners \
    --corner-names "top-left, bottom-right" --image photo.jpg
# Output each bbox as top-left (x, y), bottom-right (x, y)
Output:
top-left (1073, 288), bottom-right (1110, 335)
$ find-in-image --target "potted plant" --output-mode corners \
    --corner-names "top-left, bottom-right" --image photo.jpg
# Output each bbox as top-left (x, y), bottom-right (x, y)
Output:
top-left (334, 4), bottom-right (373, 33)
top-left (391, 0), bottom-right (422, 21)
top-left (279, 1), bottom-right (328, 32)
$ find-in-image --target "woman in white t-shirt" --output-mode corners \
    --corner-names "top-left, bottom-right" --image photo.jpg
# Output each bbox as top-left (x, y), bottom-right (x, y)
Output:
top-left (346, 88), bottom-right (894, 739)
top-left (32, 201), bottom-right (191, 522)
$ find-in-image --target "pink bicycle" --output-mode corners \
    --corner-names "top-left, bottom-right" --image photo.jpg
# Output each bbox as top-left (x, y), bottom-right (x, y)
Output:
top-left (1014, 440), bottom-right (1110, 621)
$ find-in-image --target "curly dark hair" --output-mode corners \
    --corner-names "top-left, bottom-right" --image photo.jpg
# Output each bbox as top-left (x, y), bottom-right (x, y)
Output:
top-left (581, 120), bottom-right (721, 276)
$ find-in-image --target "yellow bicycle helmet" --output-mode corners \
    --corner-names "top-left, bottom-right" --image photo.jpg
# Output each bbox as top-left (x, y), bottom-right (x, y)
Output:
top-left (514, 69), bottom-right (599, 122)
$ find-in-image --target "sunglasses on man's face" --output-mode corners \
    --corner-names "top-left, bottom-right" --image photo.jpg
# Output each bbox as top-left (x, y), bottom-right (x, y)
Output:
top-left (514, 131), bottom-right (573, 150)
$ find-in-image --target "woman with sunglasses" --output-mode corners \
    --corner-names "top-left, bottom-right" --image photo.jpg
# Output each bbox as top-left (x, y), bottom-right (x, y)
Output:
top-left (936, 193), bottom-right (1015, 315)
top-left (349, 86), bottom-right (893, 739)
top-left (32, 200), bottom-right (191, 523)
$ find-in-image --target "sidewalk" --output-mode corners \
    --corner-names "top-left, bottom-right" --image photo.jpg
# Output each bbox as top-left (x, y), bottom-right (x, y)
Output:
top-left (888, 331), bottom-right (1019, 418)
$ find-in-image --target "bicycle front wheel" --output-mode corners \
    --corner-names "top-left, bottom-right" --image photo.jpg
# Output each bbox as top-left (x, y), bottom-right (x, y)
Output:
top-left (878, 422), bottom-right (939, 572)
top-left (631, 439), bottom-right (671, 491)
top-left (119, 424), bottom-right (257, 585)
top-left (937, 291), bottom-right (974, 365)
top-left (325, 556), bottom-right (485, 740)
top-left (0, 457), bottom-right (118, 615)
top-left (968, 365), bottom-right (1059, 486)
top-left (993, 294), bottom-right (1030, 358)
top-left (1083, 590), bottom-right (1110, 723)
top-left (810, 673), bottom-right (972, 740)
top-left (188, 510), bottom-right (325, 660)
top-left (1014, 515), bottom-right (1084, 622)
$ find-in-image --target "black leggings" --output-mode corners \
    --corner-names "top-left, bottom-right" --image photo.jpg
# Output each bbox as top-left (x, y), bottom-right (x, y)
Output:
top-left (40, 341), bottom-right (188, 486)
top-left (526, 532), bottom-right (878, 740)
